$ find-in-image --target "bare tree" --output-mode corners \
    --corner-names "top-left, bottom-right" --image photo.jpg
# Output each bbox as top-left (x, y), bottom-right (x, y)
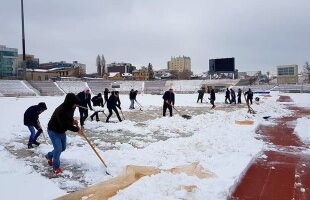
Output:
top-left (147, 63), bottom-right (154, 80)
top-left (101, 55), bottom-right (106, 76)
top-left (303, 61), bottom-right (310, 83)
top-left (96, 55), bottom-right (101, 76)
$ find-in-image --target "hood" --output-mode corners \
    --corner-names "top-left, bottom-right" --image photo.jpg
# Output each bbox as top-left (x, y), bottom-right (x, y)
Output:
top-left (64, 93), bottom-right (79, 106)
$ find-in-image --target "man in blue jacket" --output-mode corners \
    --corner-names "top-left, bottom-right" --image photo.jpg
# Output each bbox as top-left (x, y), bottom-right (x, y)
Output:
top-left (24, 102), bottom-right (47, 149)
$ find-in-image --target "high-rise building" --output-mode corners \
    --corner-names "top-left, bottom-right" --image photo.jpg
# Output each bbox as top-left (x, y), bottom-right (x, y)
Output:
top-left (0, 45), bottom-right (18, 77)
top-left (167, 56), bottom-right (191, 72)
top-left (107, 62), bottom-right (136, 74)
top-left (277, 64), bottom-right (298, 84)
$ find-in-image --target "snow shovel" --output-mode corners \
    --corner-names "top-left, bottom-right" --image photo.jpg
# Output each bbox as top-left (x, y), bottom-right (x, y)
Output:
top-left (135, 100), bottom-right (143, 111)
top-left (118, 107), bottom-right (125, 120)
top-left (82, 132), bottom-right (110, 175)
top-left (173, 107), bottom-right (192, 119)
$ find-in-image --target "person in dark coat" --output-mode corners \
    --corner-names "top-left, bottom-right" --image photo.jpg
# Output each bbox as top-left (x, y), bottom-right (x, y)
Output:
top-left (210, 88), bottom-right (216, 109)
top-left (225, 88), bottom-right (231, 104)
top-left (237, 88), bottom-right (242, 104)
top-left (230, 88), bottom-right (236, 104)
top-left (24, 102), bottom-right (47, 149)
top-left (197, 88), bottom-right (205, 103)
top-left (129, 89), bottom-right (135, 109)
top-left (77, 87), bottom-right (92, 127)
top-left (245, 88), bottom-right (254, 105)
top-left (106, 91), bottom-right (122, 123)
top-left (90, 93), bottom-right (104, 121)
top-left (45, 93), bottom-right (84, 174)
top-left (103, 88), bottom-right (110, 106)
top-left (162, 88), bottom-right (175, 117)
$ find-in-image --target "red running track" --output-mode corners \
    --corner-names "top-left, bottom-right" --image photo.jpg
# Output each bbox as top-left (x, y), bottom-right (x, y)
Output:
top-left (230, 95), bottom-right (310, 200)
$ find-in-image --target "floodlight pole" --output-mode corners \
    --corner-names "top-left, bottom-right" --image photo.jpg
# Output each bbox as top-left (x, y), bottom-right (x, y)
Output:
top-left (21, 0), bottom-right (26, 79)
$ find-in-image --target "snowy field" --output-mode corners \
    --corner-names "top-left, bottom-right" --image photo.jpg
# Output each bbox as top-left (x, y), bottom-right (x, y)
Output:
top-left (0, 92), bottom-right (309, 200)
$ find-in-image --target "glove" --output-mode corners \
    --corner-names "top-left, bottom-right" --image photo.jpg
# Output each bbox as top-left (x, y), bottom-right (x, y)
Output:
top-left (117, 105), bottom-right (121, 110)
top-left (73, 120), bottom-right (79, 126)
top-left (78, 128), bottom-right (84, 136)
top-left (90, 107), bottom-right (93, 111)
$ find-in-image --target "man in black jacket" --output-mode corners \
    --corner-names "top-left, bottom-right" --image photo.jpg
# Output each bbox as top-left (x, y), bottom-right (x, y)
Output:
top-left (237, 88), bottom-right (242, 104)
top-left (103, 88), bottom-right (110, 106)
top-left (129, 89), bottom-right (136, 109)
top-left (245, 88), bottom-right (254, 105)
top-left (197, 88), bottom-right (205, 103)
top-left (162, 88), bottom-right (175, 117)
top-left (225, 88), bottom-right (231, 104)
top-left (24, 102), bottom-right (47, 149)
top-left (77, 88), bottom-right (92, 127)
top-left (106, 91), bottom-right (122, 123)
top-left (210, 88), bottom-right (216, 109)
top-left (90, 93), bottom-right (104, 121)
top-left (45, 93), bottom-right (84, 174)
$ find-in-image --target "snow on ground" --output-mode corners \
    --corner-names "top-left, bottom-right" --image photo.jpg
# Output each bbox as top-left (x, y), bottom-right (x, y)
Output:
top-left (294, 117), bottom-right (310, 145)
top-left (0, 92), bottom-right (307, 200)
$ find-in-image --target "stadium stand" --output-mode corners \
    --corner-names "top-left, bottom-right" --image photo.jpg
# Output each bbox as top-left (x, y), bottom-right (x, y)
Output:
top-left (28, 80), bottom-right (64, 96)
top-left (165, 80), bottom-right (204, 93)
top-left (144, 81), bottom-right (166, 94)
top-left (117, 81), bottom-right (144, 94)
top-left (85, 79), bottom-right (112, 95)
top-left (56, 80), bottom-right (88, 94)
top-left (0, 80), bottom-right (36, 97)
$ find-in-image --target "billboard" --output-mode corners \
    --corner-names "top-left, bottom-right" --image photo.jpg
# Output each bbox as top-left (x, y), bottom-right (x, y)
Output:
top-left (209, 58), bottom-right (235, 72)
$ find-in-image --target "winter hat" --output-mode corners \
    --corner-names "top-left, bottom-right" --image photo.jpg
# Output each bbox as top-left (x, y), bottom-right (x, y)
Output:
top-left (64, 93), bottom-right (79, 106)
top-left (38, 102), bottom-right (47, 111)
top-left (98, 93), bottom-right (102, 97)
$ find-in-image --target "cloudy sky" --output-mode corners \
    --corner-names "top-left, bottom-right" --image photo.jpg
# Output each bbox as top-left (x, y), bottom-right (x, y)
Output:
top-left (1, 0), bottom-right (309, 74)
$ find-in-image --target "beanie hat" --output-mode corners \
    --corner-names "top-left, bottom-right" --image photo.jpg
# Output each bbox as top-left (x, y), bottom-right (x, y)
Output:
top-left (38, 102), bottom-right (47, 111)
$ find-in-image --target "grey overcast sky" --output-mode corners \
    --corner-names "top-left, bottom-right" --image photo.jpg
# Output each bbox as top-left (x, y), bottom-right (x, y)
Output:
top-left (0, 0), bottom-right (309, 74)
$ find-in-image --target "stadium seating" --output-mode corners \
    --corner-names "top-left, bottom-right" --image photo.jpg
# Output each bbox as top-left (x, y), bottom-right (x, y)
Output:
top-left (56, 80), bottom-right (88, 94)
top-left (144, 81), bottom-right (166, 94)
top-left (28, 80), bottom-right (64, 96)
top-left (0, 80), bottom-right (36, 97)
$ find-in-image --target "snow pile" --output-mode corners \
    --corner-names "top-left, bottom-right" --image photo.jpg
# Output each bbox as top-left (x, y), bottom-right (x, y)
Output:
top-left (294, 117), bottom-right (310, 144)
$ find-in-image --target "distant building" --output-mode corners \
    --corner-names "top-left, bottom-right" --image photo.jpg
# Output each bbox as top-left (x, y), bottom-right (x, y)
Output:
top-left (277, 65), bottom-right (298, 84)
top-left (0, 45), bottom-right (18, 77)
top-left (154, 69), bottom-right (171, 78)
top-left (167, 56), bottom-right (191, 72)
top-left (25, 67), bottom-right (81, 81)
top-left (107, 72), bottom-right (122, 80)
top-left (107, 62), bottom-right (136, 74)
top-left (132, 67), bottom-right (149, 81)
top-left (15, 54), bottom-right (39, 78)
top-left (37, 61), bottom-right (86, 77)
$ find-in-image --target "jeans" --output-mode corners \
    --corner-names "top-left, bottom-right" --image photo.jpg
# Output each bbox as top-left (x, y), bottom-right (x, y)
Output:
top-left (46, 130), bottom-right (66, 169)
top-left (27, 126), bottom-right (42, 145)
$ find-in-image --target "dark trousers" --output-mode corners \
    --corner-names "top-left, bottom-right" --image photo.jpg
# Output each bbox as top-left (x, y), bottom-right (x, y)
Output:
top-left (225, 97), bottom-right (231, 104)
top-left (106, 107), bottom-right (122, 122)
top-left (197, 96), bottom-right (203, 103)
top-left (247, 98), bottom-right (253, 105)
top-left (237, 96), bottom-right (241, 104)
top-left (90, 111), bottom-right (99, 121)
top-left (163, 103), bottom-right (173, 117)
top-left (78, 108), bottom-right (88, 126)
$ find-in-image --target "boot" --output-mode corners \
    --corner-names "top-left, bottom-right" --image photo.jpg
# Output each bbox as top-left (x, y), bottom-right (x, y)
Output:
top-left (27, 143), bottom-right (34, 149)
top-left (32, 140), bottom-right (40, 146)
top-left (53, 168), bottom-right (62, 174)
top-left (45, 155), bottom-right (53, 166)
